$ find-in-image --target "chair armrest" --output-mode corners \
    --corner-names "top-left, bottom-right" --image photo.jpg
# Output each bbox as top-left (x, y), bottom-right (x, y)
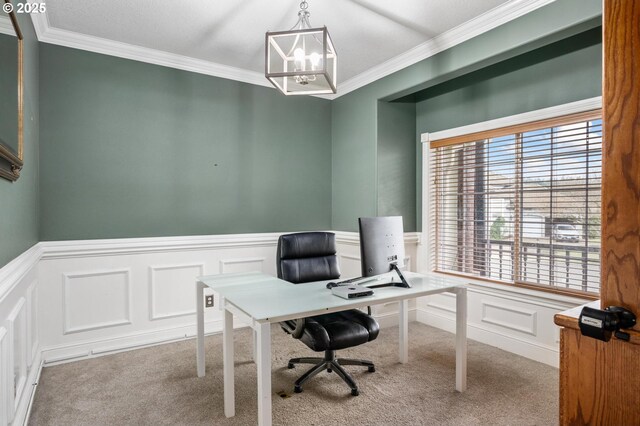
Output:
top-left (292, 318), bottom-right (306, 339)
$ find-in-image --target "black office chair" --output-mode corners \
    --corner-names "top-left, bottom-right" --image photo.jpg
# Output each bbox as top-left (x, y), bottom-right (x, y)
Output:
top-left (276, 232), bottom-right (379, 396)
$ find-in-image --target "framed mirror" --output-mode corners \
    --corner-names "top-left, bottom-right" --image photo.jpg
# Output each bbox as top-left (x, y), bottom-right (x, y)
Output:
top-left (0, 0), bottom-right (23, 182)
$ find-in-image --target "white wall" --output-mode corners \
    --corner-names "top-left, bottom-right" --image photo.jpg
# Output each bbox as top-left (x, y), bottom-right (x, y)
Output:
top-left (0, 229), bottom-right (587, 425)
top-left (415, 279), bottom-right (586, 367)
top-left (0, 246), bottom-right (41, 426)
top-left (36, 232), bottom-right (419, 365)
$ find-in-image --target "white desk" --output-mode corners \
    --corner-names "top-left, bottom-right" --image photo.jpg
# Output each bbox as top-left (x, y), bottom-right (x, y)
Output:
top-left (196, 271), bottom-right (468, 426)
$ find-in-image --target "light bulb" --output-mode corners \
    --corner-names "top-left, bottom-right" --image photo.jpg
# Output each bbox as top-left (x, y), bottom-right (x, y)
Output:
top-left (294, 48), bottom-right (306, 70)
top-left (309, 52), bottom-right (321, 69)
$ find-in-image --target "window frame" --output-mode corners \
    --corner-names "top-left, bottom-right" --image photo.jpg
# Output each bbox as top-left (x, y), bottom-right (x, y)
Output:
top-left (422, 101), bottom-right (602, 299)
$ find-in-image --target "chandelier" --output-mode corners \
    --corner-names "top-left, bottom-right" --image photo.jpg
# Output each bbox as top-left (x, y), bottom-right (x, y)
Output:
top-left (265, 1), bottom-right (337, 95)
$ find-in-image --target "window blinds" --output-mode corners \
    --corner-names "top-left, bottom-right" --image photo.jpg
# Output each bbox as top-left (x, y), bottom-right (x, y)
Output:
top-left (431, 111), bottom-right (602, 294)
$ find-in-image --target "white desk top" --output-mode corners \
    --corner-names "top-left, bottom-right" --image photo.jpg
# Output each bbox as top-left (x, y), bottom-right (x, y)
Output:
top-left (198, 271), bottom-right (466, 323)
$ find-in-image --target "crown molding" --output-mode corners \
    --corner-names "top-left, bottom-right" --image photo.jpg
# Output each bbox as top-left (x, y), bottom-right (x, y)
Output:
top-left (28, 5), bottom-right (271, 89)
top-left (0, 15), bottom-right (14, 36)
top-left (30, 0), bottom-right (555, 98)
top-left (28, 3), bottom-right (48, 39)
top-left (335, 0), bottom-right (557, 97)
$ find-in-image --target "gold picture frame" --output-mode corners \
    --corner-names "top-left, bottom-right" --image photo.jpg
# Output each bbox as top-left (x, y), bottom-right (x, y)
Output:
top-left (0, 0), bottom-right (23, 182)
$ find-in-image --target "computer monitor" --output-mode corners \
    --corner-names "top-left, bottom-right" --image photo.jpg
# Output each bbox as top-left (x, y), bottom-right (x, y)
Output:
top-left (358, 216), bottom-right (411, 288)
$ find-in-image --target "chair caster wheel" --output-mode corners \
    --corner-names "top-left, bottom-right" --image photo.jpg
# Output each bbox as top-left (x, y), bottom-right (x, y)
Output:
top-left (368, 366), bottom-right (375, 373)
top-left (327, 368), bottom-right (332, 373)
top-left (288, 363), bottom-right (295, 369)
top-left (294, 385), bottom-right (303, 393)
top-left (351, 389), bottom-right (359, 396)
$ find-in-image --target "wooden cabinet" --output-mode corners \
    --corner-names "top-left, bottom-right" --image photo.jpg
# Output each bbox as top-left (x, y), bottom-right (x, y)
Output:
top-left (556, 305), bottom-right (640, 425)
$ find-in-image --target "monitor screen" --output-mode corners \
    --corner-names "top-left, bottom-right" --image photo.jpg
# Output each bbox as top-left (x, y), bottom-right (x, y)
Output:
top-left (359, 216), bottom-right (405, 277)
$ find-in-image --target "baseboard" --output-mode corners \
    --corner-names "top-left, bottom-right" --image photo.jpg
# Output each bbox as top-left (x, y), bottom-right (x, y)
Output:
top-left (40, 306), bottom-right (416, 367)
top-left (41, 318), bottom-right (235, 365)
top-left (415, 308), bottom-right (560, 367)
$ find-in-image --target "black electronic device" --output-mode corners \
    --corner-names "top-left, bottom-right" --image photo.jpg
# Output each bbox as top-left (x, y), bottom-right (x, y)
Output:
top-left (579, 306), bottom-right (636, 342)
top-left (358, 216), bottom-right (411, 289)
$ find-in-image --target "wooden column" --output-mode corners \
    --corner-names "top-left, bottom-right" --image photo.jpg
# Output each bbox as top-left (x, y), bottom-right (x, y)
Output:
top-left (555, 2), bottom-right (640, 425)
top-left (601, 0), bottom-right (640, 317)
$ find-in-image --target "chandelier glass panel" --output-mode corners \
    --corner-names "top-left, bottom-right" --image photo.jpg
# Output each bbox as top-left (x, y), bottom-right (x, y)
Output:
top-left (265, 1), bottom-right (337, 95)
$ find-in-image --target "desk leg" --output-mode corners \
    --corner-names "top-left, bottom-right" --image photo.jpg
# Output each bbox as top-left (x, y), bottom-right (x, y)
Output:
top-left (196, 281), bottom-right (206, 377)
top-left (399, 299), bottom-right (409, 364)
top-left (223, 309), bottom-right (235, 417)
top-left (256, 322), bottom-right (272, 426)
top-left (455, 287), bottom-right (467, 392)
top-left (252, 329), bottom-right (257, 362)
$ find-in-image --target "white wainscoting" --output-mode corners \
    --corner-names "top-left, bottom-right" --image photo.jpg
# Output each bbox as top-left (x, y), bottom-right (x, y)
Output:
top-left (416, 278), bottom-right (588, 367)
top-left (37, 234), bottom-right (277, 365)
top-left (0, 245), bottom-right (42, 426)
top-left (36, 232), bottom-right (420, 365)
top-left (149, 263), bottom-right (204, 321)
top-left (0, 230), bottom-right (589, 425)
top-left (0, 326), bottom-right (8, 426)
top-left (63, 269), bottom-right (132, 334)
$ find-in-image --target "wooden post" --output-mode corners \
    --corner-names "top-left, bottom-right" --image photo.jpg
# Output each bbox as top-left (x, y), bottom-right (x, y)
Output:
top-left (601, 0), bottom-right (640, 321)
top-left (555, 2), bottom-right (640, 424)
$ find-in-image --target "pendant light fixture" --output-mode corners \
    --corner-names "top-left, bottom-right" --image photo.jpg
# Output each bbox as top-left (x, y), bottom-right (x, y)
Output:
top-left (265, 0), bottom-right (337, 95)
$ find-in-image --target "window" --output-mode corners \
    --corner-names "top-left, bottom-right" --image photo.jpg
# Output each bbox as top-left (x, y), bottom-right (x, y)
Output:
top-left (431, 111), bottom-right (602, 295)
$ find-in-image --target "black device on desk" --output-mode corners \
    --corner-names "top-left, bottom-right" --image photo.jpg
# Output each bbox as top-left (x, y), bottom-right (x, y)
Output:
top-left (358, 216), bottom-right (411, 289)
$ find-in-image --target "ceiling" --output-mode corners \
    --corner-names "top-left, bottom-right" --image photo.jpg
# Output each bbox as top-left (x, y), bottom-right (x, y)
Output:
top-left (34, 0), bottom-right (549, 96)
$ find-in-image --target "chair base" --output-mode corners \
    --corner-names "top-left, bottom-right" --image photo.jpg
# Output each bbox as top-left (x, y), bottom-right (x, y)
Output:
top-left (287, 350), bottom-right (375, 396)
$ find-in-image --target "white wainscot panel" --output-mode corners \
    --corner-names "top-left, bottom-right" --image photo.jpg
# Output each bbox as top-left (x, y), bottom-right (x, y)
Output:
top-left (403, 256), bottom-right (412, 272)
top-left (26, 281), bottom-right (39, 366)
top-left (481, 300), bottom-right (537, 336)
top-left (6, 298), bottom-right (27, 422)
top-left (149, 264), bottom-right (204, 320)
top-left (338, 254), bottom-right (361, 278)
top-left (426, 292), bottom-right (457, 314)
top-left (219, 257), bottom-right (265, 274)
top-left (63, 269), bottom-right (132, 334)
top-left (0, 327), bottom-right (8, 426)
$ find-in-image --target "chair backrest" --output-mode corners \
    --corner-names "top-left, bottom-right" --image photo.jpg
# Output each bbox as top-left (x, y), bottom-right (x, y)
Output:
top-left (276, 232), bottom-right (341, 284)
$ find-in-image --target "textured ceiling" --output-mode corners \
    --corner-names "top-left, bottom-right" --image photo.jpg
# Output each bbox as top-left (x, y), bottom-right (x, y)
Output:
top-left (44, 0), bottom-right (510, 85)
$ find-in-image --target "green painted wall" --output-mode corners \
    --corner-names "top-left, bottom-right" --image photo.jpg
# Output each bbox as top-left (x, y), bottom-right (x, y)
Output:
top-left (0, 33), bottom-right (19, 147)
top-left (331, 0), bottom-right (602, 232)
top-left (0, 9), bottom-right (39, 268)
top-left (377, 101), bottom-right (416, 231)
top-left (414, 28), bottom-right (602, 231)
top-left (331, 90), bottom-right (377, 231)
top-left (39, 45), bottom-right (332, 241)
top-left (0, 0), bottom-right (605, 268)
top-left (415, 28), bottom-right (602, 134)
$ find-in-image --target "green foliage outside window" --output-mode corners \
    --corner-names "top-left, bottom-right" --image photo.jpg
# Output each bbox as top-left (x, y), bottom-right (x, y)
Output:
top-left (490, 216), bottom-right (505, 240)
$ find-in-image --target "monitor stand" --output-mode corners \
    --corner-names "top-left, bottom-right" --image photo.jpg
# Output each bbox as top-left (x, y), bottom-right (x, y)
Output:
top-left (368, 264), bottom-right (412, 289)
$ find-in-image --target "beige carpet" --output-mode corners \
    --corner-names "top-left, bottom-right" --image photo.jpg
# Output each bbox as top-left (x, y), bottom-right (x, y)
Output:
top-left (29, 323), bottom-right (558, 425)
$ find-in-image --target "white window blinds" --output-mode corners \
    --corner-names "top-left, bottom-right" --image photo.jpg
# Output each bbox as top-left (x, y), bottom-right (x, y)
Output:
top-left (431, 111), bottom-right (602, 295)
